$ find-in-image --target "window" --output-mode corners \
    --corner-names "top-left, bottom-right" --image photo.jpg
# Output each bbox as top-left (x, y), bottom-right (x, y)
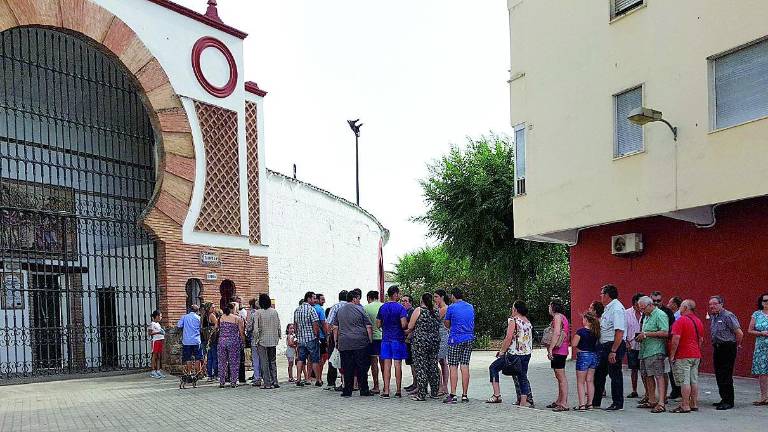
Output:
top-left (711, 37), bottom-right (768, 130)
top-left (614, 86), bottom-right (643, 157)
top-left (612, 0), bottom-right (643, 18)
top-left (514, 124), bottom-right (526, 195)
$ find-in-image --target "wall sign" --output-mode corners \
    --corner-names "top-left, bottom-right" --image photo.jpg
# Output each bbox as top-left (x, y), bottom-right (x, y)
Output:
top-left (199, 251), bottom-right (221, 267)
top-left (206, 272), bottom-right (218, 281)
top-left (191, 36), bottom-right (238, 98)
top-left (1, 272), bottom-right (24, 310)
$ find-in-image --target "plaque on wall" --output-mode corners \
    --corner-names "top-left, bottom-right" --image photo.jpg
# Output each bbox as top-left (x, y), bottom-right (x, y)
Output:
top-left (1, 272), bottom-right (24, 310)
top-left (0, 180), bottom-right (78, 259)
top-left (199, 251), bottom-right (221, 267)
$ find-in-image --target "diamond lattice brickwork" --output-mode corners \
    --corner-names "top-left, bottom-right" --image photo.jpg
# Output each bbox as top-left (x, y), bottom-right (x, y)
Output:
top-left (194, 101), bottom-right (241, 235)
top-left (246, 101), bottom-right (261, 244)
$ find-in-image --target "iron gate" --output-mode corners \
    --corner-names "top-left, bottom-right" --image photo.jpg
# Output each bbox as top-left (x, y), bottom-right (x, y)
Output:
top-left (0, 27), bottom-right (158, 380)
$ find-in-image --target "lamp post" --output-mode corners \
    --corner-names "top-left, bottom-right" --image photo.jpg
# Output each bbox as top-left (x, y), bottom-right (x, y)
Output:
top-left (627, 107), bottom-right (678, 141)
top-left (347, 119), bottom-right (363, 205)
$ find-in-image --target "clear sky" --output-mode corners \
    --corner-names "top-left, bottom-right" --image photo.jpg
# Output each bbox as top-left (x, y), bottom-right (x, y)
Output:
top-left (175, 0), bottom-right (511, 270)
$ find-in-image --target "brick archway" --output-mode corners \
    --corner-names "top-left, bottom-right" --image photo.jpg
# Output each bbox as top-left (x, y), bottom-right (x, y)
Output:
top-left (0, 0), bottom-right (195, 237)
top-left (0, 0), bottom-right (199, 326)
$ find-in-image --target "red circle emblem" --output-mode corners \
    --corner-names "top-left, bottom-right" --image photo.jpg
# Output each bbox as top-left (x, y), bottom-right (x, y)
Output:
top-left (191, 36), bottom-right (238, 98)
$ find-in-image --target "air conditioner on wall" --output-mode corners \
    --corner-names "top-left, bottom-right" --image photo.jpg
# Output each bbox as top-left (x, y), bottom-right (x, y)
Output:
top-left (611, 233), bottom-right (643, 255)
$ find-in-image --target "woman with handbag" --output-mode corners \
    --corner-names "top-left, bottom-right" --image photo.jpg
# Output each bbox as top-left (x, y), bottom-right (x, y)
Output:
top-left (486, 300), bottom-right (533, 406)
top-left (545, 299), bottom-right (570, 411)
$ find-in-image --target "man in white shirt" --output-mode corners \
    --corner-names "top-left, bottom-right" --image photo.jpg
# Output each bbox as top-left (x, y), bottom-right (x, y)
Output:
top-left (593, 284), bottom-right (627, 411)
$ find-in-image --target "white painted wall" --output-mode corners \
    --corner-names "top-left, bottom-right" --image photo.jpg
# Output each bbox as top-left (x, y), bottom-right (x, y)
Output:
top-left (262, 171), bottom-right (388, 352)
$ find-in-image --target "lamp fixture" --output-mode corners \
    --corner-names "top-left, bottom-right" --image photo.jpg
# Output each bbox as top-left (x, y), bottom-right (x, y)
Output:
top-left (628, 107), bottom-right (678, 141)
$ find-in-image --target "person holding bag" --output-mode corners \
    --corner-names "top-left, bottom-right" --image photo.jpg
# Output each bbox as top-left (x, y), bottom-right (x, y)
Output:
top-left (486, 300), bottom-right (533, 407)
top-left (544, 299), bottom-right (570, 411)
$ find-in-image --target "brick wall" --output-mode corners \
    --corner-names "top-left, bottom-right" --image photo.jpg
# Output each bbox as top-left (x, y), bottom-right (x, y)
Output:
top-left (145, 208), bottom-right (269, 325)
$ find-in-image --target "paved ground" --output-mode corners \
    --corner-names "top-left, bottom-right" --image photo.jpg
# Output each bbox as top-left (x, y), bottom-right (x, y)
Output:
top-left (1, 350), bottom-right (766, 431)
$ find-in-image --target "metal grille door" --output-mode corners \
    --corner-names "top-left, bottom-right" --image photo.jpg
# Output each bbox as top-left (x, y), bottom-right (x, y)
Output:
top-left (0, 27), bottom-right (158, 380)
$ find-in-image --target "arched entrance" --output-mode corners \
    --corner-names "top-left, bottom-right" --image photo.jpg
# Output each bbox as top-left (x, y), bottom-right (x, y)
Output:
top-left (0, 27), bottom-right (158, 378)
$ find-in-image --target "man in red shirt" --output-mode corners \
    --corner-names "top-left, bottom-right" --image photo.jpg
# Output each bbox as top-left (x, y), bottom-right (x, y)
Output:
top-left (668, 299), bottom-right (705, 413)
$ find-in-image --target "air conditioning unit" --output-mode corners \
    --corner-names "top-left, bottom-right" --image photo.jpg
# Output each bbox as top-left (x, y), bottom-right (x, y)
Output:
top-left (611, 233), bottom-right (643, 255)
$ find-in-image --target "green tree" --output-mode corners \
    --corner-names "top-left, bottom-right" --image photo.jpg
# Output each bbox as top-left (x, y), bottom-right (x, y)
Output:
top-left (405, 134), bottom-right (569, 336)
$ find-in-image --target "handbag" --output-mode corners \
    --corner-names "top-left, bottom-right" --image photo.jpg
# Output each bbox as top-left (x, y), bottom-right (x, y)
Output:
top-left (542, 319), bottom-right (566, 348)
top-left (502, 354), bottom-right (522, 376)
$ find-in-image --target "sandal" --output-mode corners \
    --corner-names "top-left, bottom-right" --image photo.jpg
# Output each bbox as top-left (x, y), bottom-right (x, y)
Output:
top-left (411, 395), bottom-right (426, 401)
top-left (638, 396), bottom-right (649, 405)
top-left (573, 405), bottom-right (588, 412)
top-left (637, 402), bottom-right (656, 409)
top-left (485, 395), bottom-right (503, 404)
top-left (585, 405), bottom-right (593, 411)
top-left (671, 406), bottom-right (690, 413)
top-left (552, 405), bottom-right (570, 412)
top-left (461, 394), bottom-right (469, 403)
top-left (752, 399), bottom-right (768, 406)
top-left (380, 393), bottom-right (390, 399)
top-left (545, 402), bottom-right (559, 409)
top-left (651, 404), bottom-right (666, 414)
top-left (690, 407), bottom-right (699, 412)
top-left (395, 392), bottom-right (402, 398)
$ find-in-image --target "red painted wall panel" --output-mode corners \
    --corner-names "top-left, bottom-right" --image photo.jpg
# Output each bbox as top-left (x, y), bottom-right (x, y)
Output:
top-left (570, 196), bottom-right (768, 377)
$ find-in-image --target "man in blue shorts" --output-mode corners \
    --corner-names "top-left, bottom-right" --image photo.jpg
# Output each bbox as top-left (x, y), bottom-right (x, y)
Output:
top-left (376, 285), bottom-right (408, 398)
top-left (177, 304), bottom-right (203, 375)
top-left (443, 287), bottom-right (475, 404)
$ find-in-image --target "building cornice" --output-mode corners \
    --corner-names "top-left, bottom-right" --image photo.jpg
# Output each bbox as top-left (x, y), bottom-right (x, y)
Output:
top-left (145, 0), bottom-right (248, 39)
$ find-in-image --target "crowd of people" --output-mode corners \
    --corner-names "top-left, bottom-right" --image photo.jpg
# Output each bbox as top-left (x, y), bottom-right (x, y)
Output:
top-left (494, 285), bottom-right (768, 414)
top-left (158, 284), bottom-right (768, 415)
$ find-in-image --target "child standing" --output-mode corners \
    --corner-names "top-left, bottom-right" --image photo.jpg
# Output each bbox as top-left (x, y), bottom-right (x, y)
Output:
top-left (148, 310), bottom-right (165, 378)
top-left (286, 323), bottom-right (297, 382)
top-left (571, 312), bottom-right (601, 410)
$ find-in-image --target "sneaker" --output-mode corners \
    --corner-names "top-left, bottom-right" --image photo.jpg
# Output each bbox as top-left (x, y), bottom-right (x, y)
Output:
top-left (443, 394), bottom-right (458, 404)
top-left (156, 371), bottom-right (166, 378)
top-left (296, 381), bottom-right (305, 387)
top-left (404, 384), bottom-right (417, 392)
top-left (273, 384), bottom-right (280, 389)
top-left (149, 371), bottom-right (159, 378)
top-left (604, 404), bottom-right (624, 411)
top-left (626, 392), bottom-right (639, 398)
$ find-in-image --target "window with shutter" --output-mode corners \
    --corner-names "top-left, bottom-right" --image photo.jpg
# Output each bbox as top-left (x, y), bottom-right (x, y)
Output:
top-left (711, 38), bottom-right (768, 130)
top-left (614, 87), bottom-right (643, 157)
top-left (514, 124), bottom-right (526, 196)
top-left (613, 0), bottom-right (643, 17)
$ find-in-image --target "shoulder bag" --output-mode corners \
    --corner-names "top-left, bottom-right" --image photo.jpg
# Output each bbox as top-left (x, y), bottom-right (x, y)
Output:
top-left (542, 316), bottom-right (566, 348)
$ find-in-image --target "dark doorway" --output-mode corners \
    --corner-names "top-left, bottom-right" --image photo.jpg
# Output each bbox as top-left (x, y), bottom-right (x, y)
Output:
top-left (97, 288), bottom-right (118, 369)
top-left (219, 280), bottom-right (236, 310)
top-left (30, 274), bottom-right (63, 372)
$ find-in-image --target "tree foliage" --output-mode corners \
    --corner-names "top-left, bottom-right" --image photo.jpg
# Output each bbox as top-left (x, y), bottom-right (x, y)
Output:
top-left (398, 134), bottom-right (570, 337)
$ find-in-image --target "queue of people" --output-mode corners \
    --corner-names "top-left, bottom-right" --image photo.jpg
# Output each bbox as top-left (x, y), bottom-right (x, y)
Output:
top-left (484, 285), bottom-right (768, 414)
top-left (162, 285), bottom-right (768, 415)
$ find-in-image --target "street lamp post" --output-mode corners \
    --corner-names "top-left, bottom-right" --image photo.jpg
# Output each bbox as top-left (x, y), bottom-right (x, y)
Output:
top-left (347, 119), bottom-right (363, 206)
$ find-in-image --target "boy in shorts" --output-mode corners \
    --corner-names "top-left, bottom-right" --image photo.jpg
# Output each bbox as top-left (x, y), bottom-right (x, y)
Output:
top-left (148, 310), bottom-right (165, 378)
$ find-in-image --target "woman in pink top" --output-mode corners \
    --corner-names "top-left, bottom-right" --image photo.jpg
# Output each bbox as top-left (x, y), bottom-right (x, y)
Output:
top-left (547, 299), bottom-right (570, 411)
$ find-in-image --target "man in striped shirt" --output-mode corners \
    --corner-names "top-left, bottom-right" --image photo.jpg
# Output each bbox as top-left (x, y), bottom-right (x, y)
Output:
top-left (293, 291), bottom-right (320, 387)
